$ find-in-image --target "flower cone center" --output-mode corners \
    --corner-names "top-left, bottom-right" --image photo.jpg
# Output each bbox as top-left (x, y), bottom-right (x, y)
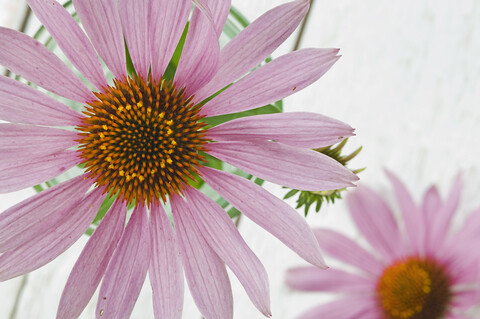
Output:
top-left (376, 257), bottom-right (452, 319)
top-left (76, 76), bottom-right (208, 206)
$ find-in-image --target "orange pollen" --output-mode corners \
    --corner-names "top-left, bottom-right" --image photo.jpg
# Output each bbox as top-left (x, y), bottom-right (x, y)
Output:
top-left (376, 256), bottom-right (452, 319)
top-left (76, 75), bottom-right (209, 206)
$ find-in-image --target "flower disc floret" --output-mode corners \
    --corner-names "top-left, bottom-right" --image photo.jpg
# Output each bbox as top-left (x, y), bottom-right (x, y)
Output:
top-left (377, 257), bottom-right (452, 319)
top-left (76, 76), bottom-right (208, 206)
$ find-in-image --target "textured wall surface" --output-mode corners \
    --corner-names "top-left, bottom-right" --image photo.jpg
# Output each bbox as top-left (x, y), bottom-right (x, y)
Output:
top-left (1, 0), bottom-right (480, 318)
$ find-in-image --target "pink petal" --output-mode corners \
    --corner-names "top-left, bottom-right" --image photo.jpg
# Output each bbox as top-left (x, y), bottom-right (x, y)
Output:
top-left (118, 0), bottom-right (151, 78)
top-left (0, 124), bottom-right (78, 159)
top-left (385, 170), bottom-right (426, 255)
top-left (201, 48), bottom-right (340, 117)
top-left (428, 173), bottom-right (462, 251)
top-left (183, 187), bottom-right (271, 317)
top-left (171, 194), bottom-right (233, 319)
top-left (0, 187), bottom-right (104, 281)
top-left (440, 211), bottom-right (480, 282)
top-left (447, 315), bottom-right (474, 319)
top-left (26, 0), bottom-right (108, 90)
top-left (0, 175), bottom-right (91, 254)
top-left (448, 258), bottom-right (480, 286)
top-left (347, 186), bottom-right (404, 262)
top-left (452, 289), bottom-right (480, 311)
top-left (313, 228), bottom-right (384, 276)
top-left (174, 4), bottom-right (220, 97)
top-left (450, 207), bottom-right (480, 244)
top-left (73, 0), bottom-right (126, 79)
top-left (57, 200), bottom-right (126, 319)
top-left (0, 75), bottom-right (81, 126)
top-left (194, 0), bottom-right (310, 102)
top-left (422, 185), bottom-right (442, 224)
top-left (297, 297), bottom-right (380, 319)
top-left (193, 0), bottom-right (231, 37)
top-left (0, 150), bottom-right (81, 193)
top-left (199, 166), bottom-right (327, 268)
top-left (149, 0), bottom-right (190, 80)
top-left (149, 203), bottom-right (184, 319)
top-left (207, 112), bottom-right (354, 148)
top-left (207, 140), bottom-right (357, 191)
top-left (286, 267), bottom-right (374, 293)
top-left (0, 27), bottom-right (94, 102)
top-left (96, 205), bottom-right (151, 319)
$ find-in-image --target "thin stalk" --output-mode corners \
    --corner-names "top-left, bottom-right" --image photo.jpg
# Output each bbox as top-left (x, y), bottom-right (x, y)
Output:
top-left (9, 274), bottom-right (29, 319)
top-left (292, 0), bottom-right (316, 51)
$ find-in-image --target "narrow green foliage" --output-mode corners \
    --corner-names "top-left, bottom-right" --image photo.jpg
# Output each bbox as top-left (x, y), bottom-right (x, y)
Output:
top-left (32, 185), bottom-right (44, 193)
top-left (124, 39), bottom-right (136, 77)
top-left (92, 193), bottom-right (116, 224)
top-left (284, 139), bottom-right (364, 216)
top-left (163, 22), bottom-right (189, 82)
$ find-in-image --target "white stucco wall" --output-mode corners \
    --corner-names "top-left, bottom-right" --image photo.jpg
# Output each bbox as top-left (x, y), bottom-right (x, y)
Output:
top-left (1, 0), bottom-right (480, 318)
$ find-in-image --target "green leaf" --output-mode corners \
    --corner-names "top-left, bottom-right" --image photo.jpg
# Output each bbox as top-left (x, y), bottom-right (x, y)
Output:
top-left (229, 7), bottom-right (250, 29)
top-left (204, 103), bottom-right (282, 128)
top-left (92, 193), bottom-right (116, 224)
top-left (163, 22), bottom-right (189, 82)
top-left (124, 38), bottom-right (136, 77)
top-left (284, 189), bottom-right (299, 199)
top-left (227, 207), bottom-right (241, 219)
top-left (32, 184), bottom-right (44, 193)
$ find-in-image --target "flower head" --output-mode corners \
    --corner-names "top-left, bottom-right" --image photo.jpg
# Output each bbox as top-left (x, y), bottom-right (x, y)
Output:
top-left (286, 171), bottom-right (480, 319)
top-left (0, 0), bottom-right (357, 318)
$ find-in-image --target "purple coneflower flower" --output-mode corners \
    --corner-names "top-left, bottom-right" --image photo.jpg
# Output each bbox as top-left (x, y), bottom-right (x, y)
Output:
top-left (287, 172), bottom-right (480, 319)
top-left (0, 0), bottom-right (358, 318)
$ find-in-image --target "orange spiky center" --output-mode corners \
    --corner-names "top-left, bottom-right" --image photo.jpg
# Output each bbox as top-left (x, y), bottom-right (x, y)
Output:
top-left (76, 76), bottom-right (208, 206)
top-left (376, 256), bottom-right (452, 319)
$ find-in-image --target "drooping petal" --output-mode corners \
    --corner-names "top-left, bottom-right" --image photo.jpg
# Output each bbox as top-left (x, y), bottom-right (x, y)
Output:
top-left (452, 288), bottom-right (480, 312)
top-left (183, 187), bottom-right (271, 317)
top-left (452, 289), bottom-right (480, 312)
top-left (174, 4), bottom-right (220, 97)
top-left (199, 166), bottom-right (327, 268)
top-left (194, 0), bottom-right (310, 102)
top-left (149, 0), bottom-right (190, 80)
top-left (447, 315), bottom-right (475, 319)
top-left (0, 187), bottom-right (104, 282)
top-left (207, 112), bottom-right (354, 148)
top-left (0, 27), bottom-right (94, 102)
top-left (117, 0), bottom-right (151, 78)
top-left (171, 195), bottom-right (233, 319)
top-left (0, 175), bottom-right (91, 254)
top-left (313, 228), bottom-right (384, 276)
top-left (297, 297), bottom-right (380, 319)
top-left (149, 203), bottom-right (184, 319)
top-left (0, 124), bottom-right (78, 159)
top-left (26, 0), bottom-right (108, 90)
top-left (0, 151), bottom-right (81, 193)
top-left (73, 0), bottom-right (126, 79)
top-left (428, 174), bottom-right (462, 250)
top-left (422, 185), bottom-right (442, 224)
top-left (286, 267), bottom-right (374, 293)
top-left (347, 186), bottom-right (404, 262)
top-left (201, 48), bottom-right (339, 117)
top-left (57, 200), bottom-right (126, 319)
top-left (0, 75), bottom-right (81, 126)
top-left (192, 0), bottom-right (231, 37)
top-left (96, 205), bottom-right (151, 319)
top-left (440, 209), bottom-right (480, 280)
top-left (385, 170), bottom-right (426, 255)
top-left (207, 140), bottom-right (357, 191)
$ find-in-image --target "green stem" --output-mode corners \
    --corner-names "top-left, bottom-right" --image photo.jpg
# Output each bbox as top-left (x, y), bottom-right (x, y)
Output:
top-left (292, 0), bottom-right (316, 51)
